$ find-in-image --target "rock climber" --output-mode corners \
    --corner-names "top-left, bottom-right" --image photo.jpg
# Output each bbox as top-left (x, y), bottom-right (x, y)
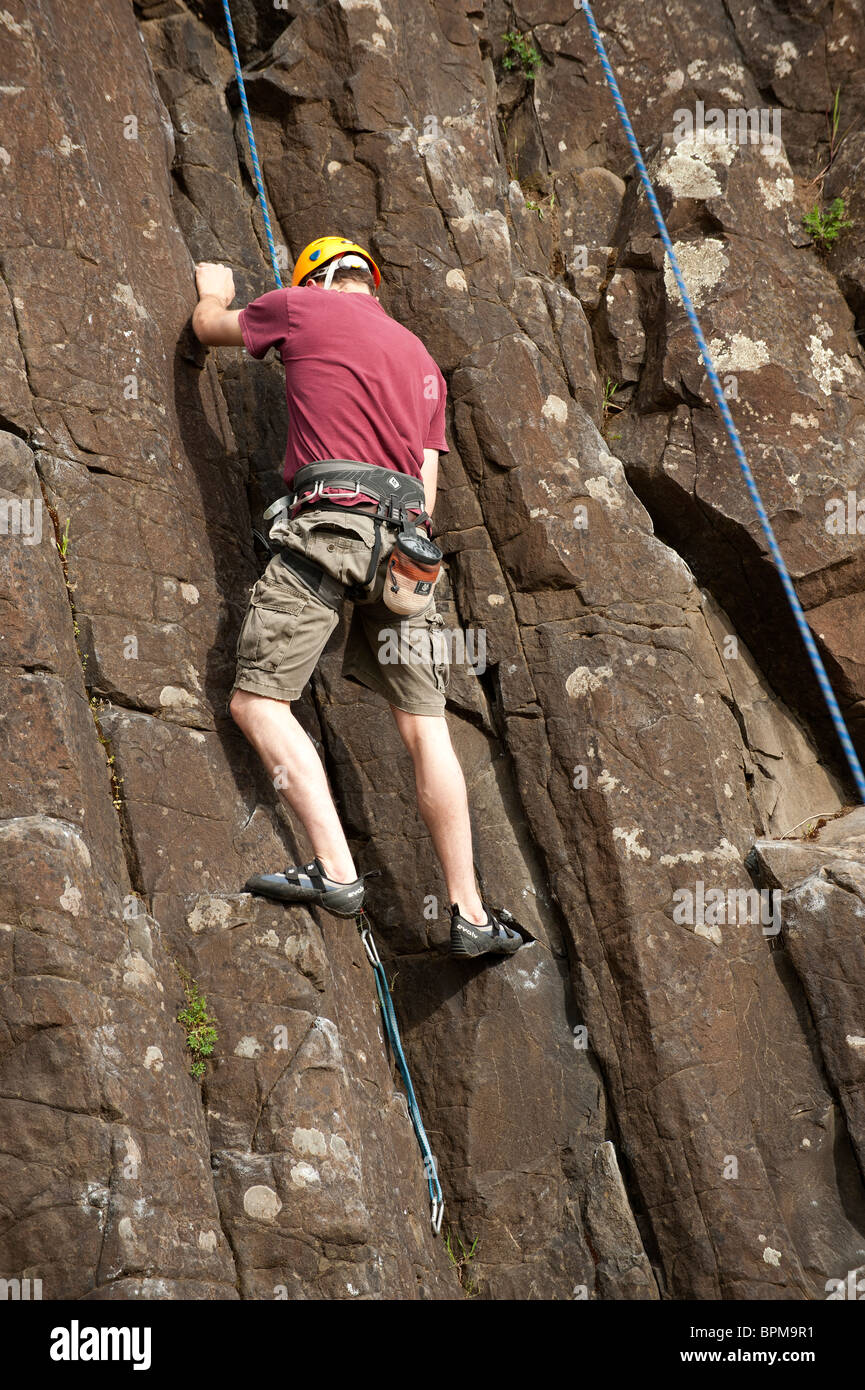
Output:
top-left (192, 236), bottom-right (524, 958)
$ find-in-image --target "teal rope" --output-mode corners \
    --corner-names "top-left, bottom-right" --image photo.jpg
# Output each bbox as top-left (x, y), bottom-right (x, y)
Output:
top-left (221, 0), bottom-right (283, 286)
top-left (578, 0), bottom-right (865, 803)
top-left (356, 911), bottom-right (444, 1233)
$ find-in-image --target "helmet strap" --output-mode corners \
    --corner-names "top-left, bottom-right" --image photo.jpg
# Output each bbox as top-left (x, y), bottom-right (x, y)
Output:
top-left (308, 254), bottom-right (373, 291)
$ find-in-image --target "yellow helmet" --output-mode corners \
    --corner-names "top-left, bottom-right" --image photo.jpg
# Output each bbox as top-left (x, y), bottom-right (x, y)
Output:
top-left (291, 235), bottom-right (381, 288)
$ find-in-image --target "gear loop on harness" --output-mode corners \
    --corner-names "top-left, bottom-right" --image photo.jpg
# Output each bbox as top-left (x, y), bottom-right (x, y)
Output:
top-left (263, 460), bottom-right (429, 530)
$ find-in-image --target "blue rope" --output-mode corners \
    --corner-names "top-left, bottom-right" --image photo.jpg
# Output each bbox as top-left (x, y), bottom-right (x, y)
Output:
top-left (356, 911), bottom-right (444, 1232)
top-left (221, 0), bottom-right (283, 287)
top-left (578, 0), bottom-right (865, 804)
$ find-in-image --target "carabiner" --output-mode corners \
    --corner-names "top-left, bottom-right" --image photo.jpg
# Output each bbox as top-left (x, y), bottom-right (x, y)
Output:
top-left (263, 493), bottom-right (292, 521)
top-left (359, 924), bottom-right (382, 968)
top-left (431, 1198), bottom-right (444, 1234)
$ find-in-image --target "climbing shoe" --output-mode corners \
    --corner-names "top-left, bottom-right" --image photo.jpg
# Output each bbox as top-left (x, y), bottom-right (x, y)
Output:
top-left (244, 858), bottom-right (365, 918)
top-left (449, 902), bottom-right (525, 959)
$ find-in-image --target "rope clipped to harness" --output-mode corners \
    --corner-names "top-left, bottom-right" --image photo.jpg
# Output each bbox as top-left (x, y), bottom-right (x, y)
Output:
top-left (355, 908), bottom-right (445, 1234)
top-left (577, 0), bottom-right (865, 805)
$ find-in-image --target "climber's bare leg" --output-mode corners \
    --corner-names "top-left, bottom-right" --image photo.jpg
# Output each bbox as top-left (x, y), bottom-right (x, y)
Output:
top-left (390, 706), bottom-right (486, 924)
top-left (229, 689), bottom-right (357, 883)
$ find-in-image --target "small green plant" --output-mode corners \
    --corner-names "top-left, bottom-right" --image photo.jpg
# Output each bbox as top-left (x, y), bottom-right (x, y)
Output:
top-left (52, 511), bottom-right (84, 661)
top-left (502, 29), bottom-right (542, 82)
top-left (445, 1228), bottom-right (480, 1297)
top-left (499, 114), bottom-right (522, 183)
top-left (176, 964), bottom-right (218, 1081)
top-left (779, 810), bottom-right (842, 841)
top-left (803, 196), bottom-right (853, 248)
top-left (828, 86), bottom-right (842, 157)
top-left (601, 377), bottom-right (625, 441)
top-left (803, 819), bottom-right (826, 840)
top-left (810, 86), bottom-right (847, 191)
top-left (603, 377), bottom-right (622, 416)
top-left (45, 500), bottom-right (131, 823)
top-left (89, 696), bottom-right (124, 809)
top-left (817, 86), bottom-right (845, 186)
top-left (523, 186), bottom-right (557, 222)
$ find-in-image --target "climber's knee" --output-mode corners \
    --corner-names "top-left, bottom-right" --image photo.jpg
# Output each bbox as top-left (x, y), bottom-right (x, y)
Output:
top-left (390, 705), bottom-right (447, 755)
top-left (229, 687), bottom-right (268, 728)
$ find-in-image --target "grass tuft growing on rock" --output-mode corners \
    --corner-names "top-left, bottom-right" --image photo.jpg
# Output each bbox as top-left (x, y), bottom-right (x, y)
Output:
top-left (45, 506), bottom-right (128, 811)
top-left (445, 1228), bottom-right (480, 1296)
top-left (175, 963), bottom-right (218, 1082)
top-left (89, 696), bottom-right (125, 810)
top-left (602, 377), bottom-right (625, 439)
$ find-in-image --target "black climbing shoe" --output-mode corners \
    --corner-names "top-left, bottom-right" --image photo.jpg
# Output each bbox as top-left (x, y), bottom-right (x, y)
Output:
top-left (450, 902), bottom-right (525, 959)
top-left (245, 857), bottom-right (365, 918)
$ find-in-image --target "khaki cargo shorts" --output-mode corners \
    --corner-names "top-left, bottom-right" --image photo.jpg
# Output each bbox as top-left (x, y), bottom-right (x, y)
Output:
top-left (229, 508), bottom-right (449, 716)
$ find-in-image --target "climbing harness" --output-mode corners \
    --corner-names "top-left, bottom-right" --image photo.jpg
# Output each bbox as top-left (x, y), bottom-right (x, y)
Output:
top-left (355, 908), bottom-right (444, 1233)
top-left (264, 458), bottom-right (440, 610)
top-left (578, 0), bottom-right (865, 805)
top-left (222, 0), bottom-right (445, 1234)
top-left (221, 0), bottom-right (283, 286)
top-left (265, 459), bottom-right (430, 528)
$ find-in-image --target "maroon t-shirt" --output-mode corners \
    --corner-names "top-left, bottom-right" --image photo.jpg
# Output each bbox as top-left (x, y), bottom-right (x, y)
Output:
top-left (238, 283), bottom-right (448, 508)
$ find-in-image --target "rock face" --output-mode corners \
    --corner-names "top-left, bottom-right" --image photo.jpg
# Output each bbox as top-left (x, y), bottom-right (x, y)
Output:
top-left (751, 809), bottom-right (865, 1189)
top-left (1, 0), bottom-right (865, 1299)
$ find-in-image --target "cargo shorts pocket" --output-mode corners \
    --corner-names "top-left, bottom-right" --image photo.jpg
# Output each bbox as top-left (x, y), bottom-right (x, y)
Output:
top-left (307, 525), bottom-right (371, 552)
top-left (430, 612), bottom-right (450, 694)
top-left (302, 518), bottom-right (376, 587)
top-left (235, 588), bottom-right (309, 672)
top-left (418, 609), bottom-right (450, 694)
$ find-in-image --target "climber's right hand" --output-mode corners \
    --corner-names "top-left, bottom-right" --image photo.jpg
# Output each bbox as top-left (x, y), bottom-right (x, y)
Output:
top-left (192, 262), bottom-right (244, 348)
top-left (195, 261), bottom-right (236, 308)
